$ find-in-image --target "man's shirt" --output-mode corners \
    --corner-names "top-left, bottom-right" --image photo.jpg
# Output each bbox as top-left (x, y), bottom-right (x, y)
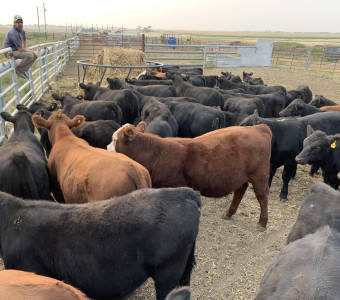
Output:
top-left (3, 26), bottom-right (26, 51)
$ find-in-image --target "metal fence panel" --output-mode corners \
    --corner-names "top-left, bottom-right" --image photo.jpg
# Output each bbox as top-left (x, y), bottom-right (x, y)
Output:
top-left (0, 36), bottom-right (80, 144)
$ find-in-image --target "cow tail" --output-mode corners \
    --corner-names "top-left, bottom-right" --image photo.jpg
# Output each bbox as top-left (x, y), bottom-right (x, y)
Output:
top-left (11, 151), bottom-right (39, 199)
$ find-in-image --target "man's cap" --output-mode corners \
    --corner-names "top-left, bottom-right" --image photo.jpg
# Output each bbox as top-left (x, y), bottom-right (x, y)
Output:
top-left (13, 15), bottom-right (23, 22)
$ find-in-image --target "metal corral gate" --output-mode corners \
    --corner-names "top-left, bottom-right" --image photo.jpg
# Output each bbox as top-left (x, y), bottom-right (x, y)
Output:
top-left (0, 36), bottom-right (80, 144)
top-left (143, 39), bottom-right (273, 68)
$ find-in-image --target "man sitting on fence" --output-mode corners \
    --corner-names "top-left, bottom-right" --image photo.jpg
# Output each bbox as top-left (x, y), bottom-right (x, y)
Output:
top-left (3, 15), bottom-right (38, 80)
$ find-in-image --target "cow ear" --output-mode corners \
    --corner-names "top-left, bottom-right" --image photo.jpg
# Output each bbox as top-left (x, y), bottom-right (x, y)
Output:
top-left (1, 112), bottom-right (15, 123)
top-left (123, 128), bottom-right (135, 142)
top-left (252, 109), bottom-right (260, 125)
top-left (16, 104), bottom-right (27, 111)
top-left (307, 125), bottom-right (314, 136)
top-left (79, 83), bottom-right (88, 90)
top-left (76, 95), bottom-right (83, 100)
top-left (69, 115), bottom-right (85, 129)
top-left (136, 121), bottom-right (146, 133)
top-left (48, 102), bottom-right (58, 111)
top-left (330, 136), bottom-right (340, 149)
top-left (52, 93), bottom-right (61, 101)
top-left (32, 114), bottom-right (50, 129)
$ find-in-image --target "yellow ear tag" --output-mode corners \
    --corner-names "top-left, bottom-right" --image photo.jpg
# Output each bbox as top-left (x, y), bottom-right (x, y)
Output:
top-left (78, 120), bottom-right (81, 124)
top-left (52, 106), bottom-right (55, 109)
top-left (331, 141), bottom-right (336, 148)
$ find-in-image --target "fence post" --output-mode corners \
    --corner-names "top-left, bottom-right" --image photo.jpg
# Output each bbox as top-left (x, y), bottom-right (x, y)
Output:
top-left (289, 48), bottom-right (295, 70)
top-left (37, 46), bottom-right (44, 96)
top-left (141, 34), bottom-right (145, 52)
top-left (275, 48), bottom-right (280, 66)
top-left (9, 57), bottom-right (21, 106)
top-left (53, 44), bottom-right (58, 76)
top-left (332, 60), bottom-right (337, 74)
top-left (318, 56), bottom-right (324, 72)
top-left (203, 46), bottom-right (208, 68)
top-left (305, 49), bottom-right (311, 72)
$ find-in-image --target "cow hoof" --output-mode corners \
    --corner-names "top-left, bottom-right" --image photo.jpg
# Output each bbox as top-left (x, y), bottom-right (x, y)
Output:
top-left (221, 213), bottom-right (232, 220)
top-left (280, 197), bottom-right (288, 202)
top-left (257, 225), bottom-right (267, 232)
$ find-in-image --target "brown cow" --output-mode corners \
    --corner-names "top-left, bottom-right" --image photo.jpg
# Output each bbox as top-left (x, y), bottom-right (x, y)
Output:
top-left (107, 123), bottom-right (272, 229)
top-left (150, 70), bottom-right (167, 77)
top-left (0, 269), bottom-right (87, 300)
top-left (32, 113), bottom-right (151, 203)
top-left (320, 105), bottom-right (340, 111)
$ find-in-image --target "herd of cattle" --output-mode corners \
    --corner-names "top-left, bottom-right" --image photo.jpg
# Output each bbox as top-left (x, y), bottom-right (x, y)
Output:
top-left (0, 65), bottom-right (339, 299)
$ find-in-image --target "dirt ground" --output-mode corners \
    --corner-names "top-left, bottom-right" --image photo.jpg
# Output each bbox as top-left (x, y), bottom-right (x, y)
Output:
top-left (2, 63), bottom-right (340, 300)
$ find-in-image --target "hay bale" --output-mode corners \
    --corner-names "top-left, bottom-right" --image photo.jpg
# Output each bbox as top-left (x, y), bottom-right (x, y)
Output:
top-left (85, 47), bottom-right (146, 84)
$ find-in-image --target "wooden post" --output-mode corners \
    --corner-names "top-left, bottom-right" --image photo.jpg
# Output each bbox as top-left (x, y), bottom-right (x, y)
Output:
top-left (141, 34), bottom-right (145, 52)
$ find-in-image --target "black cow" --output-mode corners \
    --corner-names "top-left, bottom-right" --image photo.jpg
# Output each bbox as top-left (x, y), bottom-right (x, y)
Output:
top-left (285, 85), bottom-right (313, 106)
top-left (223, 91), bottom-right (286, 118)
top-left (16, 102), bottom-right (58, 156)
top-left (287, 182), bottom-right (340, 243)
top-left (218, 77), bottom-right (287, 97)
top-left (158, 98), bottom-right (226, 137)
top-left (52, 93), bottom-right (123, 124)
top-left (107, 77), bottom-right (176, 96)
top-left (0, 109), bottom-right (51, 200)
top-left (140, 98), bottom-right (178, 137)
top-left (72, 119), bottom-right (121, 149)
top-left (107, 77), bottom-right (177, 97)
top-left (222, 95), bottom-right (266, 117)
top-left (0, 187), bottom-right (201, 300)
top-left (279, 98), bottom-right (324, 117)
top-left (79, 82), bottom-right (139, 124)
top-left (295, 126), bottom-right (340, 189)
top-left (242, 71), bottom-right (264, 85)
top-left (240, 110), bottom-right (340, 200)
top-left (165, 287), bottom-right (191, 300)
top-left (187, 75), bottom-right (218, 88)
top-left (254, 226), bottom-right (340, 300)
top-left (309, 94), bottom-right (338, 108)
top-left (172, 75), bottom-right (224, 109)
top-left (127, 78), bottom-right (173, 86)
top-left (16, 101), bottom-right (58, 115)
top-left (127, 84), bottom-right (178, 98)
top-left (220, 71), bottom-right (242, 83)
top-left (164, 67), bottom-right (203, 76)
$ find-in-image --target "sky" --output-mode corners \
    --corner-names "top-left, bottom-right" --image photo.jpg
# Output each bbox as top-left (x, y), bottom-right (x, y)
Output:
top-left (1, 0), bottom-right (339, 33)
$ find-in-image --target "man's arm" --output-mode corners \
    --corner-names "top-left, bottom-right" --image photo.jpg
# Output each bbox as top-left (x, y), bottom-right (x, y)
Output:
top-left (18, 39), bottom-right (38, 59)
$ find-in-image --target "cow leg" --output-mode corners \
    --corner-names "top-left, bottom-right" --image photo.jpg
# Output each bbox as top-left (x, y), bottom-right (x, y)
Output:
top-left (280, 159), bottom-right (297, 201)
top-left (268, 163), bottom-right (277, 187)
top-left (153, 251), bottom-right (191, 300)
top-left (252, 181), bottom-right (269, 230)
top-left (179, 242), bottom-right (196, 286)
top-left (222, 182), bottom-right (248, 219)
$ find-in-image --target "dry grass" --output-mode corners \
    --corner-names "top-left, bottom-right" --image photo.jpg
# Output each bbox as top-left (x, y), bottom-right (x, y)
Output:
top-left (85, 47), bottom-right (146, 83)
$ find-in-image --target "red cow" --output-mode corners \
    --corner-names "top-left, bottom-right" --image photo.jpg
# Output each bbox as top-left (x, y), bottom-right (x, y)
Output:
top-left (0, 270), bottom-right (88, 300)
top-left (320, 105), bottom-right (340, 111)
top-left (150, 70), bottom-right (167, 77)
top-left (32, 113), bottom-right (151, 203)
top-left (107, 123), bottom-right (272, 229)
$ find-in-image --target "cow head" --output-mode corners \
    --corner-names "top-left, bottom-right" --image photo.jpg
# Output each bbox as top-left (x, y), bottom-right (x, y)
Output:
top-left (279, 99), bottom-right (304, 117)
top-left (106, 123), bottom-right (131, 152)
top-left (32, 113), bottom-right (85, 145)
top-left (1, 110), bottom-right (35, 134)
top-left (295, 126), bottom-right (338, 165)
top-left (79, 82), bottom-right (96, 100)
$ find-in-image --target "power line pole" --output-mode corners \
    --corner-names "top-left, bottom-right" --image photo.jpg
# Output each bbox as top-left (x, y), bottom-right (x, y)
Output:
top-left (43, 3), bottom-right (47, 39)
top-left (36, 6), bottom-right (40, 33)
